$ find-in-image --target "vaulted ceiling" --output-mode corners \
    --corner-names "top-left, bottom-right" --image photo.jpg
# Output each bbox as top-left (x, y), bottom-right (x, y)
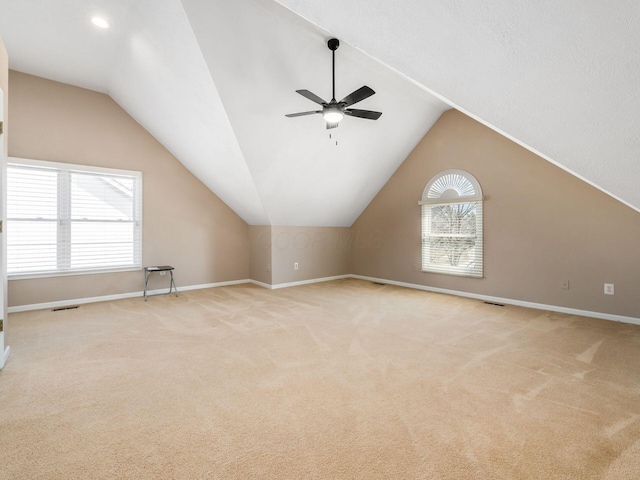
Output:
top-left (1, 0), bottom-right (639, 226)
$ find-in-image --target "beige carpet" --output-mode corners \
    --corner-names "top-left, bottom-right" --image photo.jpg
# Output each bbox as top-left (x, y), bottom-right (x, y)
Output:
top-left (1, 279), bottom-right (640, 479)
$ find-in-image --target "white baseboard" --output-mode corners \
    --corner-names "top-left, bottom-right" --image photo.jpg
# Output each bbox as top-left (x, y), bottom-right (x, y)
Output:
top-left (8, 279), bottom-right (253, 313)
top-left (177, 279), bottom-right (249, 292)
top-left (8, 274), bottom-right (639, 326)
top-left (260, 274), bottom-right (350, 290)
top-left (350, 274), bottom-right (640, 326)
top-left (0, 346), bottom-right (10, 370)
top-left (8, 276), bottom-right (349, 312)
top-left (9, 292), bottom-right (141, 313)
top-left (249, 279), bottom-right (273, 289)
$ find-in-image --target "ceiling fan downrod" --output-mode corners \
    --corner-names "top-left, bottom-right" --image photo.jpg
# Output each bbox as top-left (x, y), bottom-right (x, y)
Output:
top-left (328, 38), bottom-right (340, 101)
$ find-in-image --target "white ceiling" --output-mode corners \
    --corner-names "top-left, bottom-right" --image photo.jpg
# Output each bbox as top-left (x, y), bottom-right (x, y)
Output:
top-left (275, 0), bottom-right (640, 213)
top-left (1, 0), bottom-right (639, 227)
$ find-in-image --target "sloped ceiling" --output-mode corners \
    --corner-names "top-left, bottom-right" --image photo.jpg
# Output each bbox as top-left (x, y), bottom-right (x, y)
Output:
top-left (275, 0), bottom-right (640, 213)
top-left (1, 0), bottom-right (639, 228)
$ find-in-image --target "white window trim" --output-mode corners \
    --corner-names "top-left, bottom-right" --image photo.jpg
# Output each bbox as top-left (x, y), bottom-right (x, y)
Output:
top-left (11, 157), bottom-right (141, 178)
top-left (419, 169), bottom-right (483, 278)
top-left (7, 157), bottom-right (143, 280)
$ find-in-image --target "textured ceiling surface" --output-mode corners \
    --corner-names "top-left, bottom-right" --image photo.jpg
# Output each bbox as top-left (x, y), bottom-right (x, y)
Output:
top-left (0, 0), bottom-right (446, 226)
top-left (1, 1), bottom-right (638, 227)
top-left (180, 0), bottom-right (446, 226)
top-left (275, 0), bottom-right (640, 213)
top-left (0, 0), bottom-right (268, 224)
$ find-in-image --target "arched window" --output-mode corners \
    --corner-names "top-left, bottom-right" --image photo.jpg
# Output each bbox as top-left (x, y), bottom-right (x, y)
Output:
top-left (419, 170), bottom-right (483, 278)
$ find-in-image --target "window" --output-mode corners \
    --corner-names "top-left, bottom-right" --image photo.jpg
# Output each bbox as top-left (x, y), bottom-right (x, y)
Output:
top-left (7, 158), bottom-right (142, 278)
top-left (419, 169), bottom-right (483, 278)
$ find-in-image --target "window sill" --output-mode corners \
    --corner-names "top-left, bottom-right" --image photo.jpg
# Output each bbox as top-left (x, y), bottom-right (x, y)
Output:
top-left (8, 266), bottom-right (142, 281)
top-left (421, 269), bottom-right (483, 279)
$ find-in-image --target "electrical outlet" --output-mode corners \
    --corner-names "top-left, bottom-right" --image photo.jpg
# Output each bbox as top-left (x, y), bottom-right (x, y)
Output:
top-left (561, 280), bottom-right (569, 290)
top-left (604, 283), bottom-right (614, 295)
top-left (160, 271), bottom-right (166, 276)
top-left (294, 262), bottom-right (299, 270)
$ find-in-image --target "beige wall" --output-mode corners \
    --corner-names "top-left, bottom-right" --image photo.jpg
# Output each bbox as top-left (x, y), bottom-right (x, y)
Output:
top-left (7, 73), bottom-right (640, 319)
top-left (0, 38), bottom-right (8, 349)
top-left (351, 110), bottom-right (640, 318)
top-left (249, 225), bottom-right (272, 285)
top-left (8, 71), bottom-right (250, 307)
top-left (270, 226), bottom-right (351, 285)
top-left (0, 39), bottom-right (7, 159)
top-left (250, 225), bottom-right (351, 286)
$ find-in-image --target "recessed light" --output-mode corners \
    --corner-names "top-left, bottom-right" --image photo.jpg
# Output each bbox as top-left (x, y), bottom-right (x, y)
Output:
top-left (91, 16), bottom-right (110, 29)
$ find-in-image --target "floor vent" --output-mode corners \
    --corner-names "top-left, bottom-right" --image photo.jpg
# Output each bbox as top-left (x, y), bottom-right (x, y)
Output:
top-left (52, 305), bottom-right (80, 312)
top-left (372, 282), bottom-right (386, 286)
top-left (484, 301), bottom-right (505, 307)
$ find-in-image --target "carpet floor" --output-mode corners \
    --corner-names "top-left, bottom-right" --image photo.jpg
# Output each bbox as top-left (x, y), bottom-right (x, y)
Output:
top-left (1, 279), bottom-right (640, 479)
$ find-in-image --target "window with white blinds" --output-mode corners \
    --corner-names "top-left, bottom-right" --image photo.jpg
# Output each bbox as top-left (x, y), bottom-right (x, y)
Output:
top-left (419, 170), bottom-right (483, 278)
top-left (7, 158), bottom-right (142, 278)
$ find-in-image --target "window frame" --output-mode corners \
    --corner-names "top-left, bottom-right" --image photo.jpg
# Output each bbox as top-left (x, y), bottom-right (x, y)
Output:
top-left (7, 157), bottom-right (143, 280)
top-left (419, 169), bottom-right (483, 278)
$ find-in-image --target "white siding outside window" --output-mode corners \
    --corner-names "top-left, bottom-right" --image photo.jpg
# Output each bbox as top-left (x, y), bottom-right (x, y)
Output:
top-left (7, 158), bottom-right (142, 278)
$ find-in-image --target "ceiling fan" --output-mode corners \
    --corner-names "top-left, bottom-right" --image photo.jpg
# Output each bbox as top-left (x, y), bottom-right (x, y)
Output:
top-left (286, 38), bottom-right (382, 129)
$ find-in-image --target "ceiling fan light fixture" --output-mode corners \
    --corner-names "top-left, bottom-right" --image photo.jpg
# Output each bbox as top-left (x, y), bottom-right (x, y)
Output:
top-left (323, 106), bottom-right (344, 123)
top-left (91, 16), bottom-right (110, 29)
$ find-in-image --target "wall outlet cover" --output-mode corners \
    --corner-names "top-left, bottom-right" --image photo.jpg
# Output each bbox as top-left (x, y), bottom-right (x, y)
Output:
top-left (604, 283), bottom-right (614, 295)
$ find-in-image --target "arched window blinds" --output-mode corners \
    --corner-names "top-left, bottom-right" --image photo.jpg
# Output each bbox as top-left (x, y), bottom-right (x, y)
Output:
top-left (419, 169), bottom-right (483, 278)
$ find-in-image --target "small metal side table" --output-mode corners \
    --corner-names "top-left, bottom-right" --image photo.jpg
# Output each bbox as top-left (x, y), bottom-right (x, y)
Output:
top-left (144, 266), bottom-right (178, 301)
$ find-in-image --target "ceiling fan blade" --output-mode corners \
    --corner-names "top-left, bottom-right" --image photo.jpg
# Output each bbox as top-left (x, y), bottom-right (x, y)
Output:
top-left (285, 110), bottom-right (322, 118)
top-left (339, 86), bottom-right (375, 107)
top-left (296, 89), bottom-right (327, 105)
top-left (326, 121), bottom-right (340, 130)
top-left (344, 108), bottom-right (382, 120)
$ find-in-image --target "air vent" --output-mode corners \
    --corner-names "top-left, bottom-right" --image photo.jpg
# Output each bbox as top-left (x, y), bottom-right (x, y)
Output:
top-left (484, 301), bottom-right (505, 307)
top-left (52, 305), bottom-right (80, 312)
